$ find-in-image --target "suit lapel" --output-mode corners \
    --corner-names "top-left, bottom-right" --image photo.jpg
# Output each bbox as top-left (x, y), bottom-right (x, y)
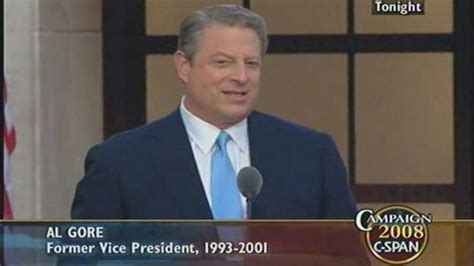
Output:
top-left (248, 112), bottom-right (287, 219)
top-left (248, 112), bottom-right (272, 180)
top-left (147, 110), bottom-right (213, 219)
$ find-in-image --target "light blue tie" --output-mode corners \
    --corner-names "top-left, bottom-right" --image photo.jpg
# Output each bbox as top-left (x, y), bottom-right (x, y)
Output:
top-left (211, 132), bottom-right (243, 219)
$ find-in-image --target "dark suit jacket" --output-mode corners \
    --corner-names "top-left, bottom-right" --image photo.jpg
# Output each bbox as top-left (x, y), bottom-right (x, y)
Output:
top-left (71, 110), bottom-right (356, 219)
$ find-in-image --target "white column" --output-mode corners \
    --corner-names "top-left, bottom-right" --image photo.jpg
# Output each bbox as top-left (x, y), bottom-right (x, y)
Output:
top-left (5, 0), bottom-right (103, 219)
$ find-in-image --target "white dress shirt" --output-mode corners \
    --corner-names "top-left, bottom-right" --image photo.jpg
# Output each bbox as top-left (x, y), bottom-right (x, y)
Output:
top-left (179, 97), bottom-right (250, 218)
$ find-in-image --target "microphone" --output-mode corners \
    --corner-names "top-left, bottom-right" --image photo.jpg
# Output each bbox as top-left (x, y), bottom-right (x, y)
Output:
top-left (237, 166), bottom-right (263, 219)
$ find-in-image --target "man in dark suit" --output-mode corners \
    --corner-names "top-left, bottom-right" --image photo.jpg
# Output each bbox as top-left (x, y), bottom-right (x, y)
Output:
top-left (71, 4), bottom-right (356, 220)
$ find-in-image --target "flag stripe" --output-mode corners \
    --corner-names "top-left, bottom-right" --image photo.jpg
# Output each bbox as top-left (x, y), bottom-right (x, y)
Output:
top-left (4, 191), bottom-right (13, 219)
top-left (4, 127), bottom-right (16, 154)
top-left (3, 81), bottom-right (15, 219)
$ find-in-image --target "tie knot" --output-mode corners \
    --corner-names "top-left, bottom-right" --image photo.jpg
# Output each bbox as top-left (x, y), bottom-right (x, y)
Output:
top-left (216, 132), bottom-right (231, 150)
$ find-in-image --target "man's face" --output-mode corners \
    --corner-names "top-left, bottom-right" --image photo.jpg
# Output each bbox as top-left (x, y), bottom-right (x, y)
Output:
top-left (175, 23), bottom-right (262, 129)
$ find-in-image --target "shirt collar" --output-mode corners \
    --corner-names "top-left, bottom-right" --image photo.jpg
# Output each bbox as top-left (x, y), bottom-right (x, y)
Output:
top-left (179, 96), bottom-right (249, 154)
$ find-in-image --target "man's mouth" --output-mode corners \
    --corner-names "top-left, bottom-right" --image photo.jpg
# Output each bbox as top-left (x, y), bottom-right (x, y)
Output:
top-left (222, 91), bottom-right (247, 96)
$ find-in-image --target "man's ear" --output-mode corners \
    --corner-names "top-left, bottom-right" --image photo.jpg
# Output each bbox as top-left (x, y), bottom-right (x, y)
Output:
top-left (174, 50), bottom-right (191, 84)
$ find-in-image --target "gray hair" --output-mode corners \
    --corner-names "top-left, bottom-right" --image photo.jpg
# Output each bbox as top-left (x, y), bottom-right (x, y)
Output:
top-left (177, 4), bottom-right (268, 61)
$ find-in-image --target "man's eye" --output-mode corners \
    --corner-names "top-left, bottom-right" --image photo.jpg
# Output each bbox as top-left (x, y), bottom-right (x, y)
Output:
top-left (246, 61), bottom-right (260, 68)
top-left (214, 60), bottom-right (230, 66)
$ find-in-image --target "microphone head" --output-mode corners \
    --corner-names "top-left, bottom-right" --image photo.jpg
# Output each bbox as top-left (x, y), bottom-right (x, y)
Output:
top-left (237, 166), bottom-right (263, 200)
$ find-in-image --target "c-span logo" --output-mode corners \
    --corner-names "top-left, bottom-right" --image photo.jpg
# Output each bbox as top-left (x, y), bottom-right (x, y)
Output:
top-left (355, 205), bottom-right (432, 264)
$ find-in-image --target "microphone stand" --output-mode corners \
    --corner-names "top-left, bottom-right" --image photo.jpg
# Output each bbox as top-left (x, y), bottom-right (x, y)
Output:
top-left (246, 198), bottom-right (253, 219)
top-left (244, 197), bottom-right (256, 266)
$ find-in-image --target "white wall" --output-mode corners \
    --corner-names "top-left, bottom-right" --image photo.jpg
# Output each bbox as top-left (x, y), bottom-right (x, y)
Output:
top-left (5, 0), bottom-right (103, 219)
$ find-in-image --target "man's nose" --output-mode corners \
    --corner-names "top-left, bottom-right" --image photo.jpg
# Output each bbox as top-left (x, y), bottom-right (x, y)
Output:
top-left (231, 64), bottom-right (250, 84)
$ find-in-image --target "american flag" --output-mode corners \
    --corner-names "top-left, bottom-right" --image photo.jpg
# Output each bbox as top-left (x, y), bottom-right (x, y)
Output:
top-left (4, 82), bottom-right (15, 219)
